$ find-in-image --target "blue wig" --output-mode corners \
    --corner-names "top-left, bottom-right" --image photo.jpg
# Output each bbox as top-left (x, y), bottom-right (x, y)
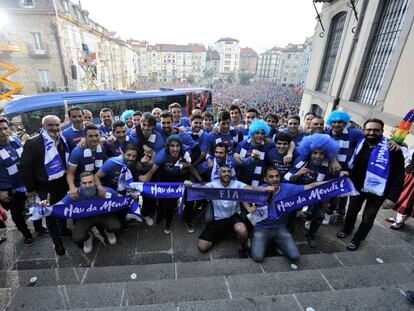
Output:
top-left (298, 134), bottom-right (339, 161)
top-left (326, 110), bottom-right (351, 126)
top-left (121, 110), bottom-right (134, 123)
top-left (248, 119), bottom-right (271, 137)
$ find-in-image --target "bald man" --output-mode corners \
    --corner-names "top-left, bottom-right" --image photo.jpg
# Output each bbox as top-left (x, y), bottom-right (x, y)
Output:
top-left (151, 108), bottom-right (162, 122)
top-left (20, 115), bottom-right (70, 255)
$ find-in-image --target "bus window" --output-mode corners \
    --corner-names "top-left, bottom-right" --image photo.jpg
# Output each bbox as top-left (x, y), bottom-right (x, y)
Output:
top-left (21, 106), bottom-right (65, 134)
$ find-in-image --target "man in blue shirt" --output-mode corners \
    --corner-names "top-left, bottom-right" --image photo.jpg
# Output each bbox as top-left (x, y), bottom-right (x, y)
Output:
top-left (284, 115), bottom-right (304, 145)
top-left (266, 132), bottom-right (298, 180)
top-left (0, 118), bottom-right (47, 245)
top-left (67, 124), bottom-right (104, 200)
top-left (169, 102), bottom-right (190, 127)
top-left (129, 112), bottom-right (165, 153)
top-left (99, 108), bottom-right (114, 139)
top-left (59, 171), bottom-right (121, 254)
top-left (187, 114), bottom-right (207, 167)
top-left (62, 106), bottom-right (85, 152)
top-left (159, 111), bottom-right (196, 151)
top-left (104, 121), bottom-right (132, 158)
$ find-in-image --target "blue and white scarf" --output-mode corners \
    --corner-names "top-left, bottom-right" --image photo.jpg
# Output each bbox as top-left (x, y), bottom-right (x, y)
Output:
top-left (83, 144), bottom-right (103, 172)
top-left (40, 129), bottom-right (69, 181)
top-left (0, 137), bottom-right (23, 176)
top-left (112, 156), bottom-right (134, 192)
top-left (238, 138), bottom-right (265, 186)
top-left (284, 157), bottom-right (330, 183)
top-left (208, 155), bottom-right (236, 180)
top-left (329, 128), bottom-right (350, 168)
top-left (348, 136), bottom-right (390, 196)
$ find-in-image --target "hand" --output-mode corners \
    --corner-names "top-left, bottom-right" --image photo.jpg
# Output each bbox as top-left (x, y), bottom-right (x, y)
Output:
top-left (387, 139), bottom-right (400, 152)
top-left (251, 150), bottom-right (260, 160)
top-left (296, 165), bottom-right (313, 176)
top-left (69, 187), bottom-right (79, 201)
top-left (330, 160), bottom-right (342, 174)
top-left (283, 153), bottom-right (293, 165)
top-left (236, 124), bottom-right (245, 130)
top-left (97, 186), bottom-right (107, 198)
top-left (178, 126), bottom-right (186, 134)
top-left (139, 175), bottom-right (147, 182)
top-left (381, 199), bottom-right (395, 209)
top-left (39, 199), bottom-right (49, 207)
top-left (245, 203), bottom-right (257, 214)
top-left (264, 186), bottom-right (276, 192)
top-left (129, 191), bottom-right (139, 200)
top-left (184, 180), bottom-right (193, 187)
top-left (0, 191), bottom-right (11, 203)
top-left (212, 127), bottom-right (219, 135)
top-left (106, 135), bottom-right (116, 145)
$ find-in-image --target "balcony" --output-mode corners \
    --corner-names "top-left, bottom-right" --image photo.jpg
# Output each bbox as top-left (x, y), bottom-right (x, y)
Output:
top-left (26, 42), bottom-right (49, 58)
top-left (35, 82), bottom-right (57, 93)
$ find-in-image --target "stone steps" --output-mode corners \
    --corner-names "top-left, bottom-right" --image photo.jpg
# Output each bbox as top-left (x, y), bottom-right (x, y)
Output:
top-left (1, 261), bottom-right (414, 310)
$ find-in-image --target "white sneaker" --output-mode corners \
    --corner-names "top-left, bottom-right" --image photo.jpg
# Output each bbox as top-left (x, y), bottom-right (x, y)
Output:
top-left (104, 229), bottom-right (117, 245)
top-left (304, 221), bottom-right (311, 230)
top-left (143, 216), bottom-right (154, 226)
top-left (322, 214), bottom-right (331, 225)
top-left (83, 233), bottom-right (93, 254)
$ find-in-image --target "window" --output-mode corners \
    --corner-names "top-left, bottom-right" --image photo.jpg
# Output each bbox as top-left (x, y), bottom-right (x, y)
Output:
top-left (224, 60), bottom-right (231, 65)
top-left (225, 54), bottom-right (232, 59)
top-left (21, 0), bottom-right (34, 7)
top-left (31, 32), bottom-right (43, 50)
top-left (62, 0), bottom-right (69, 12)
top-left (317, 12), bottom-right (347, 93)
top-left (355, 0), bottom-right (410, 105)
top-left (38, 69), bottom-right (50, 86)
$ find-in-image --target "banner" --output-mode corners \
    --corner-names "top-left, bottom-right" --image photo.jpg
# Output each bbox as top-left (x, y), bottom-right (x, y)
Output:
top-left (186, 186), bottom-right (270, 205)
top-left (129, 182), bottom-right (185, 199)
top-left (30, 196), bottom-right (135, 220)
top-left (268, 177), bottom-right (357, 218)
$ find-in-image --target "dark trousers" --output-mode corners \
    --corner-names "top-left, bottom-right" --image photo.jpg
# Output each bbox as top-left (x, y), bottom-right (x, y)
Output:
top-left (157, 198), bottom-right (177, 226)
top-left (73, 214), bottom-right (121, 245)
top-left (141, 196), bottom-right (157, 217)
top-left (308, 202), bottom-right (325, 237)
top-left (1, 191), bottom-right (42, 238)
top-left (343, 192), bottom-right (384, 240)
top-left (328, 196), bottom-right (348, 216)
top-left (183, 200), bottom-right (194, 224)
top-left (39, 186), bottom-right (68, 245)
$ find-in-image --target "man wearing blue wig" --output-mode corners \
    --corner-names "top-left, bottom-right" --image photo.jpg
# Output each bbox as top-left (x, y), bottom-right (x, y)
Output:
top-left (325, 111), bottom-right (363, 224)
top-left (234, 119), bottom-right (272, 186)
top-left (121, 110), bottom-right (134, 130)
top-left (285, 133), bottom-right (341, 247)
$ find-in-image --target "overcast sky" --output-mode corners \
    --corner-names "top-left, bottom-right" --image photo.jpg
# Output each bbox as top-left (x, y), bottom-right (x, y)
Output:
top-left (81, 0), bottom-right (322, 53)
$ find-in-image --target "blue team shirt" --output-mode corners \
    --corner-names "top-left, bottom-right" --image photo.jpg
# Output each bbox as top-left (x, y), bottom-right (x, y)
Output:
top-left (266, 148), bottom-right (298, 180)
top-left (68, 146), bottom-right (104, 184)
top-left (99, 124), bottom-right (112, 138)
top-left (62, 126), bottom-right (85, 152)
top-left (205, 129), bottom-right (242, 155)
top-left (100, 156), bottom-right (125, 189)
top-left (129, 129), bottom-right (165, 152)
top-left (104, 138), bottom-right (130, 158)
top-left (0, 138), bottom-right (24, 190)
top-left (255, 183), bottom-right (305, 229)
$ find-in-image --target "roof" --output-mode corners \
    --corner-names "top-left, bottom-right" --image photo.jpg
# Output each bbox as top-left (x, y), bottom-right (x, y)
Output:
top-left (4, 88), bottom-right (211, 117)
top-left (240, 47), bottom-right (258, 56)
top-left (216, 37), bottom-right (239, 43)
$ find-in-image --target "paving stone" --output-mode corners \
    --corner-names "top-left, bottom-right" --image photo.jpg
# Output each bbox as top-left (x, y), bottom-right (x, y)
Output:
top-left (177, 258), bottom-right (262, 278)
top-left (0, 271), bottom-right (6, 288)
top-left (262, 253), bottom-right (342, 272)
top-left (68, 304), bottom-right (177, 311)
top-left (9, 286), bottom-right (64, 310)
top-left (297, 286), bottom-right (413, 311)
top-left (13, 258), bottom-right (56, 270)
top-left (179, 295), bottom-right (301, 311)
top-left (334, 247), bottom-right (413, 267)
top-left (227, 270), bottom-right (330, 298)
top-left (136, 224), bottom-right (172, 252)
top-left (56, 241), bottom-right (96, 268)
top-left (65, 283), bottom-right (125, 309)
top-left (366, 225), bottom-right (413, 247)
top-left (123, 276), bottom-right (228, 305)
top-left (83, 263), bottom-right (175, 284)
top-left (172, 221), bottom-right (210, 262)
top-left (321, 263), bottom-right (414, 290)
top-left (17, 235), bottom-right (56, 261)
top-left (0, 288), bottom-right (10, 310)
top-left (209, 237), bottom-right (242, 259)
top-left (134, 252), bottom-right (172, 265)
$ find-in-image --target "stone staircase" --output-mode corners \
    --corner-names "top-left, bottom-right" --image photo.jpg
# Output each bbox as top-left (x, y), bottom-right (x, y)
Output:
top-left (1, 209), bottom-right (414, 310)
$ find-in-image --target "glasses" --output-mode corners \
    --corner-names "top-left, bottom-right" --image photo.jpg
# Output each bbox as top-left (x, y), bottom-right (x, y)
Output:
top-left (364, 128), bottom-right (382, 133)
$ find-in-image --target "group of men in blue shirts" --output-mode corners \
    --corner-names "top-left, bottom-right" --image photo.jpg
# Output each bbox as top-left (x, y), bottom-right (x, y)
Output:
top-left (0, 102), bottom-right (405, 265)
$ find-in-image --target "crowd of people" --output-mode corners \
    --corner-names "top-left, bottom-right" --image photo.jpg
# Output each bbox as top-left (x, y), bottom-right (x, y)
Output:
top-left (0, 92), bottom-right (413, 275)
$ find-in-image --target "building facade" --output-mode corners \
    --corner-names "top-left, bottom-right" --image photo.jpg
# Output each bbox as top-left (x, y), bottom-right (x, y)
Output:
top-left (239, 47), bottom-right (258, 73)
top-left (256, 47), bottom-right (283, 82)
top-left (212, 37), bottom-right (240, 75)
top-left (279, 43), bottom-right (305, 87)
top-left (301, 0), bottom-right (414, 145)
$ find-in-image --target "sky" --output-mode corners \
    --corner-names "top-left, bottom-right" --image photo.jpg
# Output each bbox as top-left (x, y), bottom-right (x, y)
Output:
top-left (80, 0), bottom-right (322, 53)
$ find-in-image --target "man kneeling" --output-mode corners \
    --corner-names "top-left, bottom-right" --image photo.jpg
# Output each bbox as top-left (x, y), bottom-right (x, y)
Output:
top-left (59, 171), bottom-right (121, 253)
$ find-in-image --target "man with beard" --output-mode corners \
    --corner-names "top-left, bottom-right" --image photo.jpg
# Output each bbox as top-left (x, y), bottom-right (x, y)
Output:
top-left (187, 114), bottom-right (208, 167)
top-left (67, 124), bottom-right (104, 201)
top-left (0, 118), bottom-right (47, 245)
top-left (139, 135), bottom-right (203, 234)
top-left (285, 134), bottom-right (340, 247)
top-left (151, 108), bottom-right (162, 123)
top-left (169, 102), bottom-right (190, 127)
top-left (229, 104), bottom-right (245, 129)
top-left (199, 142), bottom-right (237, 182)
top-left (240, 108), bottom-right (259, 140)
top-left (129, 112), bottom-right (164, 153)
top-left (132, 111), bottom-right (142, 128)
top-left (57, 172), bottom-right (120, 254)
top-left (20, 115), bottom-right (70, 255)
top-left (234, 119), bottom-right (271, 186)
top-left (121, 110), bottom-right (134, 130)
top-left (105, 121), bottom-right (131, 158)
top-left (99, 108), bottom-right (114, 139)
top-left (62, 106), bottom-right (85, 152)
top-left (337, 119), bottom-right (404, 251)
top-left (284, 116), bottom-right (304, 145)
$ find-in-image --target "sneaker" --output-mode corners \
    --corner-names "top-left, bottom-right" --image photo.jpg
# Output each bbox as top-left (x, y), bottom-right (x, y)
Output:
top-left (304, 220), bottom-right (311, 230)
top-left (104, 229), bottom-right (117, 245)
top-left (384, 217), bottom-right (396, 223)
top-left (389, 222), bottom-right (404, 230)
top-left (306, 233), bottom-right (317, 248)
top-left (322, 214), bottom-right (331, 225)
top-left (35, 227), bottom-right (49, 236)
top-left (185, 222), bottom-right (195, 234)
top-left (163, 225), bottom-right (171, 234)
top-left (347, 237), bottom-right (361, 251)
top-left (143, 216), bottom-right (154, 226)
top-left (24, 235), bottom-right (34, 246)
top-left (83, 233), bottom-right (93, 254)
top-left (54, 241), bottom-right (66, 256)
top-left (337, 229), bottom-right (351, 239)
top-left (238, 248), bottom-right (249, 258)
top-left (404, 290), bottom-right (414, 304)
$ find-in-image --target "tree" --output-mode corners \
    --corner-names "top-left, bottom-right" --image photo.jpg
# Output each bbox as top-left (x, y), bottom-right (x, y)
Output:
top-left (187, 75), bottom-right (195, 84)
top-left (150, 73), bottom-right (158, 83)
top-left (226, 72), bottom-right (236, 83)
top-left (239, 72), bottom-right (254, 85)
top-left (203, 68), bottom-right (214, 80)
